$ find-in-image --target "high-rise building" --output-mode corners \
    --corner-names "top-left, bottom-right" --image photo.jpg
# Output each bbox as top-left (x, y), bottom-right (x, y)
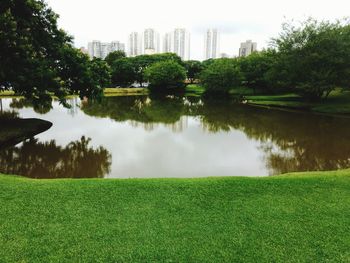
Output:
top-left (204, 29), bottom-right (219, 60)
top-left (163, 32), bottom-right (172, 53)
top-left (111, 41), bottom-right (125, 53)
top-left (87, 40), bottom-right (125, 59)
top-left (173, 28), bottom-right (190, 60)
top-left (239, 40), bottom-right (257, 57)
top-left (128, 32), bottom-right (142, 57)
top-left (100, 42), bottom-right (111, 59)
top-left (88, 40), bottom-right (101, 58)
top-left (163, 28), bottom-right (190, 60)
top-left (143, 28), bottom-right (160, 55)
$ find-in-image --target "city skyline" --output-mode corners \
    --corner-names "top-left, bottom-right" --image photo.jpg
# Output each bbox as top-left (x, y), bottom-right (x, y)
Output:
top-left (86, 28), bottom-right (258, 60)
top-left (46, 0), bottom-right (348, 60)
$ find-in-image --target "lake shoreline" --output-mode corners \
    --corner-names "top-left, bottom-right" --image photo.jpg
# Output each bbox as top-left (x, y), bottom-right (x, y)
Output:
top-left (1, 169), bottom-right (349, 262)
top-left (0, 118), bottom-right (53, 148)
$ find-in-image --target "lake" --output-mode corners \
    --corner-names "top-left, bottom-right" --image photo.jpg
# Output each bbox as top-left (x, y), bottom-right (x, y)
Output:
top-left (1, 95), bottom-right (350, 179)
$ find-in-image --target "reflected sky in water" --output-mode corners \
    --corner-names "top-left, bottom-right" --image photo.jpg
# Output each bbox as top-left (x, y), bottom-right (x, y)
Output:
top-left (1, 96), bottom-right (350, 179)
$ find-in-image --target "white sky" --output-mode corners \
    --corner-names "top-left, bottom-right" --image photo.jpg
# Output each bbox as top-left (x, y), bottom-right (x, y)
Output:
top-left (47, 0), bottom-right (349, 60)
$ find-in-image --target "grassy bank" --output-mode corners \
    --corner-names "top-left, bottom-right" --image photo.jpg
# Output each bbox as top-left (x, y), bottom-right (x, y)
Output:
top-left (0, 118), bottom-right (52, 147)
top-left (246, 89), bottom-right (350, 115)
top-left (0, 170), bottom-right (349, 262)
top-left (104, 87), bottom-right (149, 96)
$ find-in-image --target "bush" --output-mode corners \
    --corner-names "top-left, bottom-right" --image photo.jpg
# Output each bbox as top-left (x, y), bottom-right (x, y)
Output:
top-left (144, 61), bottom-right (186, 91)
top-left (200, 58), bottom-right (243, 95)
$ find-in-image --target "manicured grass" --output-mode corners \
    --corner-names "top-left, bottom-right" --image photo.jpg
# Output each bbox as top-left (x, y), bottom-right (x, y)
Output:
top-left (0, 118), bottom-right (52, 147)
top-left (0, 170), bottom-right (349, 262)
top-left (246, 89), bottom-right (350, 115)
top-left (104, 87), bottom-right (148, 96)
top-left (0, 90), bottom-right (16, 96)
top-left (185, 84), bottom-right (206, 96)
top-left (185, 85), bottom-right (256, 97)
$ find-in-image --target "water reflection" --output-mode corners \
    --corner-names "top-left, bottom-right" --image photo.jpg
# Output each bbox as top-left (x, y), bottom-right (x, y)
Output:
top-left (82, 96), bottom-right (350, 175)
top-left (1, 95), bottom-right (350, 178)
top-left (0, 136), bottom-right (111, 179)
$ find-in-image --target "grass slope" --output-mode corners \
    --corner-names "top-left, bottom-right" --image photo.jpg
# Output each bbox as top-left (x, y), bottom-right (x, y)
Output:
top-left (1, 170), bottom-right (349, 262)
top-left (247, 89), bottom-right (350, 115)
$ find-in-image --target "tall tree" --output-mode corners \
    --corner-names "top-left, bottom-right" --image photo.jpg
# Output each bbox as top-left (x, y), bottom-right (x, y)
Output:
top-left (105, 50), bottom-right (126, 66)
top-left (200, 58), bottom-right (243, 95)
top-left (272, 18), bottom-right (350, 99)
top-left (184, 60), bottom-right (203, 83)
top-left (0, 0), bottom-right (105, 104)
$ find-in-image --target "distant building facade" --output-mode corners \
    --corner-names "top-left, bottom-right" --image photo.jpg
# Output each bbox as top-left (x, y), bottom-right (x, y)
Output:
top-left (143, 28), bottom-right (160, 55)
top-left (204, 29), bottom-right (219, 60)
top-left (163, 28), bottom-right (190, 60)
top-left (239, 40), bottom-right (257, 57)
top-left (163, 32), bottom-right (172, 53)
top-left (128, 32), bottom-right (142, 57)
top-left (87, 40), bottom-right (125, 59)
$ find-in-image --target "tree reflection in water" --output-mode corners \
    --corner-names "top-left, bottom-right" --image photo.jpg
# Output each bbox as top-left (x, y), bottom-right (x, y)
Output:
top-left (5, 95), bottom-right (350, 177)
top-left (82, 95), bottom-right (350, 175)
top-left (197, 99), bottom-right (350, 175)
top-left (0, 136), bottom-right (111, 179)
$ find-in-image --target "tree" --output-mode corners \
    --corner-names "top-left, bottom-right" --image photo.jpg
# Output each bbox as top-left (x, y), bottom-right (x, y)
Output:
top-left (144, 61), bottom-right (186, 91)
top-left (110, 58), bottom-right (136, 87)
top-left (200, 58), bottom-right (243, 95)
top-left (131, 53), bottom-right (183, 86)
top-left (105, 50), bottom-right (126, 66)
top-left (184, 60), bottom-right (203, 83)
top-left (89, 58), bottom-right (111, 89)
top-left (0, 0), bottom-right (106, 104)
top-left (238, 50), bottom-right (277, 94)
top-left (272, 18), bottom-right (350, 99)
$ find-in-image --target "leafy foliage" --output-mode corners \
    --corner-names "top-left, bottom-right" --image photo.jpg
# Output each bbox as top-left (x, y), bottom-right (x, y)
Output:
top-left (200, 58), bottom-right (243, 95)
top-left (144, 61), bottom-right (186, 91)
top-left (0, 0), bottom-right (106, 104)
top-left (184, 60), bottom-right (203, 83)
top-left (105, 50), bottom-right (126, 66)
top-left (272, 18), bottom-right (350, 99)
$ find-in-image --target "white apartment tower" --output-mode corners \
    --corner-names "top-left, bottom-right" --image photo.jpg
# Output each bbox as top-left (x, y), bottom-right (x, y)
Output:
top-left (128, 32), bottom-right (142, 57)
top-left (88, 40), bottom-right (125, 59)
top-left (163, 32), bottom-right (172, 53)
top-left (163, 28), bottom-right (190, 60)
top-left (239, 40), bottom-right (257, 57)
top-left (204, 29), bottom-right (219, 60)
top-left (88, 40), bottom-right (101, 58)
top-left (173, 28), bottom-right (190, 60)
top-left (143, 28), bottom-right (160, 55)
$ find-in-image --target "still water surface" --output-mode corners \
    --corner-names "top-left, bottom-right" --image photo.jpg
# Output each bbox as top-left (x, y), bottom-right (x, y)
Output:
top-left (1, 95), bottom-right (350, 179)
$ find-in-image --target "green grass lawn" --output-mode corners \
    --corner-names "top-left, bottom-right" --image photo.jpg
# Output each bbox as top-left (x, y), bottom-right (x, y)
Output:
top-left (1, 170), bottom-right (349, 262)
top-left (0, 90), bottom-right (16, 96)
top-left (246, 89), bottom-right (350, 115)
top-left (185, 84), bottom-right (206, 96)
top-left (0, 118), bottom-right (52, 147)
top-left (104, 87), bottom-right (149, 96)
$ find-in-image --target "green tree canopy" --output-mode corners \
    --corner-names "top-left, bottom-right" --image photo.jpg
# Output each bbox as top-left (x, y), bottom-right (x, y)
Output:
top-left (238, 50), bottom-right (277, 93)
top-left (145, 61), bottom-right (186, 91)
top-left (0, 0), bottom-right (105, 104)
top-left (110, 58), bottom-right (136, 87)
top-left (200, 58), bottom-right (243, 95)
top-left (184, 60), bottom-right (203, 83)
top-left (272, 18), bottom-right (350, 99)
top-left (105, 50), bottom-right (126, 66)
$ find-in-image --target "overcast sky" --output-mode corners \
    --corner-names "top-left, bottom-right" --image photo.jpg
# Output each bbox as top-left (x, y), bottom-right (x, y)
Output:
top-left (47, 0), bottom-right (349, 60)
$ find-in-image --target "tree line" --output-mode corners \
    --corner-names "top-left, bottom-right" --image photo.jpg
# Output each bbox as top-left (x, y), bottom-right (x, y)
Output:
top-left (1, 0), bottom-right (350, 103)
